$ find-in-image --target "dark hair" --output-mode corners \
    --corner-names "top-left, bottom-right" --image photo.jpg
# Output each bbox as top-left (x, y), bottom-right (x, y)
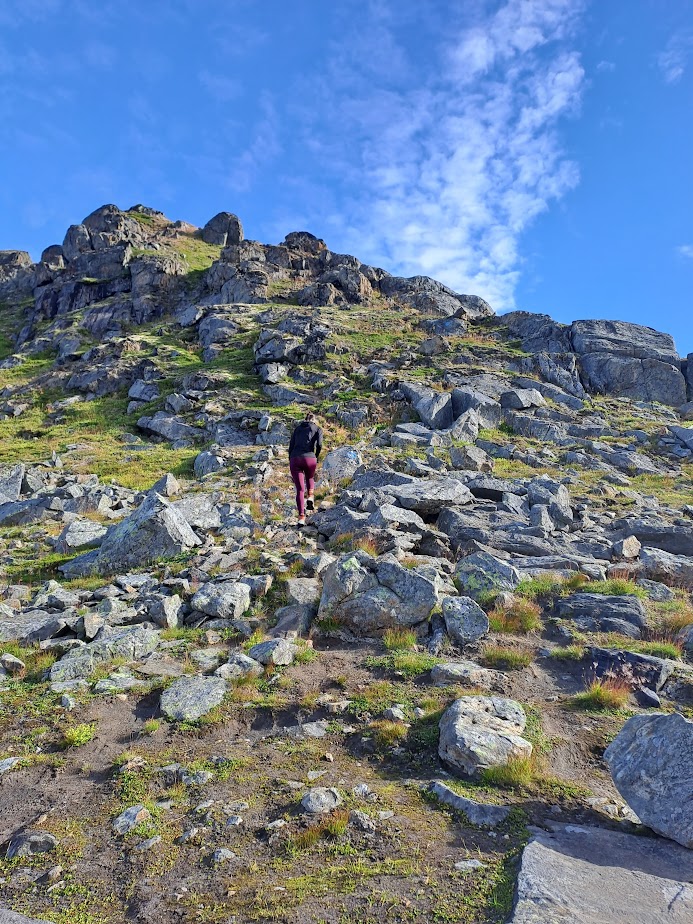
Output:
top-left (304, 411), bottom-right (316, 422)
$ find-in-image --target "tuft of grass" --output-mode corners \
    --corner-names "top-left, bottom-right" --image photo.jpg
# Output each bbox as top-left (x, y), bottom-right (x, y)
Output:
top-left (287, 809), bottom-right (351, 854)
top-left (480, 757), bottom-right (535, 789)
top-left (482, 646), bottom-right (532, 671)
top-left (549, 645), bottom-right (585, 661)
top-left (515, 572), bottom-right (588, 602)
top-left (383, 627), bottom-right (417, 651)
top-left (293, 643), bottom-right (318, 665)
top-left (582, 579), bottom-right (647, 598)
top-left (141, 719), bottom-right (161, 736)
top-left (62, 723), bottom-right (97, 748)
top-left (369, 719), bottom-right (409, 749)
top-left (571, 678), bottom-right (630, 712)
top-left (488, 598), bottom-right (542, 634)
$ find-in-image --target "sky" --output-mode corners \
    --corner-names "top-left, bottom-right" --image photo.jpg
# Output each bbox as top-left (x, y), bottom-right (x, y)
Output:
top-left (1, 0), bottom-right (692, 353)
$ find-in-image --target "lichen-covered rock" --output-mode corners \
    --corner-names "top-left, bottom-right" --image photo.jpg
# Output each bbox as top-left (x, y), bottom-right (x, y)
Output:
top-left (441, 596), bottom-right (489, 645)
top-left (191, 581), bottom-right (251, 620)
top-left (160, 676), bottom-right (227, 722)
top-left (455, 551), bottom-right (521, 599)
top-left (438, 696), bottom-right (532, 776)
top-left (604, 712), bottom-right (693, 848)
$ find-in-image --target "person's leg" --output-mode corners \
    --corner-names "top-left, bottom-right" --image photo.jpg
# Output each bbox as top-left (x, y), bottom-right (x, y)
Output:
top-left (290, 458), bottom-right (306, 518)
top-left (305, 456), bottom-right (317, 510)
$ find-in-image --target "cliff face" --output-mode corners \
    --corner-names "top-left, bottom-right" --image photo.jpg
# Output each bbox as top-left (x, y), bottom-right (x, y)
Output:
top-left (1, 204), bottom-right (693, 924)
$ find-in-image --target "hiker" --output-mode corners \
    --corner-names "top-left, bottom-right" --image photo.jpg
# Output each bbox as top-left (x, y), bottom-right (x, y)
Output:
top-left (288, 411), bottom-right (323, 526)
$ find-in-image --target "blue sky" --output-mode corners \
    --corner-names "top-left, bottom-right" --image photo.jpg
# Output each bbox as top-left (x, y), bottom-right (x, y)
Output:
top-left (1, 0), bottom-right (692, 353)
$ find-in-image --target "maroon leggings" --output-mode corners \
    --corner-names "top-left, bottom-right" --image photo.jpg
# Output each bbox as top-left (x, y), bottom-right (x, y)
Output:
top-left (290, 454), bottom-right (317, 517)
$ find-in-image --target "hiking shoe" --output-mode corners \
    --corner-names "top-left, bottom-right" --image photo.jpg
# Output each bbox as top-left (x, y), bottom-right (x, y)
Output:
top-left (306, 496), bottom-right (315, 511)
top-left (297, 517), bottom-right (306, 526)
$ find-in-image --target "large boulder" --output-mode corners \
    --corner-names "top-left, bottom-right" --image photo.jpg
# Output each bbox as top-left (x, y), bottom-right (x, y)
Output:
top-left (604, 712), bottom-right (693, 848)
top-left (509, 824), bottom-right (693, 924)
top-left (556, 594), bottom-right (647, 634)
top-left (319, 447), bottom-right (363, 484)
top-left (318, 552), bottom-right (438, 634)
top-left (386, 478), bottom-right (473, 515)
top-left (639, 547), bottom-right (693, 587)
top-left (60, 493), bottom-right (201, 576)
top-left (201, 211), bottom-right (243, 247)
top-left (49, 625), bottom-right (160, 682)
top-left (0, 463), bottom-right (25, 504)
top-left (438, 696), bottom-right (532, 776)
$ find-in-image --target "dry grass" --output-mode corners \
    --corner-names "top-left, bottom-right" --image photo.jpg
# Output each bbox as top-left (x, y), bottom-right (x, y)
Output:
top-left (482, 646), bottom-right (532, 671)
top-left (571, 677), bottom-right (631, 711)
top-left (383, 627), bottom-right (418, 651)
top-left (369, 719), bottom-right (409, 749)
top-left (488, 598), bottom-right (542, 634)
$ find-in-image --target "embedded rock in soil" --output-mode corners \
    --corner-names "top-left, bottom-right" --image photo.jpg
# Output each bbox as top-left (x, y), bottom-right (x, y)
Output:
top-left (301, 787), bottom-right (343, 814)
top-left (438, 696), bottom-right (532, 777)
top-left (246, 638), bottom-right (297, 666)
top-left (604, 712), bottom-right (693, 848)
top-left (454, 551), bottom-right (521, 599)
top-left (6, 832), bottom-right (57, 860)
top-left (191, 581), bottom-right (251, 620)
top-left (319, 446), bottom-right (363, 484)
top-left (0, 912), bottom-right (54, 923)
top-left (510, 823), bottom-right (693, 923)
top-left (159, 676), bottom-right (228, 722)
top-left (428, 780), bottom-right (510, 827)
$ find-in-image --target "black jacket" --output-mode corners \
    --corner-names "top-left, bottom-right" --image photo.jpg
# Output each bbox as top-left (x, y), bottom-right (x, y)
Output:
top-left (289, 420), bottom-right (323, 459)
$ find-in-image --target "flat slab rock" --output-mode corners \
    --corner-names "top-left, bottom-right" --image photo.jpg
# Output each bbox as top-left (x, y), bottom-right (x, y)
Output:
top-left (159, 675), bottom-right (227, 722)
top-left (509, 824), bottom-right (693, 924)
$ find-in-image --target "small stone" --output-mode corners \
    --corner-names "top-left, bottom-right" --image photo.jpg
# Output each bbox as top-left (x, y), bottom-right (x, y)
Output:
top-left (6, 830), bottom-right (57, 859)
top-left (0, 653), bottom-right (26, 676)
top-left (301, 787), bottom-right (343, 814)
top-left (112, 804), bottom-right (151, 835)
top-left (211, 847), bottom-right (236, 865)
top-left (454, 858), bottom-right (486, 872)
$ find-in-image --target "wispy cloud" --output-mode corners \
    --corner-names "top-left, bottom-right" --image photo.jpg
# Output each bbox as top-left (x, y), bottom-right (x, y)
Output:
top-left (677, 244), bottom-right (693, 260)
top-left (198, 69), bottom-right (241, 102)
top-left (306, 0), bottom-right (586, 310)
top-left (657, 32), bottom-right (693, 84)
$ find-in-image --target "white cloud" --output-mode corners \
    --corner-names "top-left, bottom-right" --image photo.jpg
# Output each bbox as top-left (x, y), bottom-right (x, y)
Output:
top-left (198, 69), bottom-right (241, 103)
top-left (657, 33), bottom-right (693, 84)
top-left (307, 0), bottom-right (586, 311)
top-left (677, 244), bottom-right (693, 259)
top-left (596, 60), bottom-right (615, 72)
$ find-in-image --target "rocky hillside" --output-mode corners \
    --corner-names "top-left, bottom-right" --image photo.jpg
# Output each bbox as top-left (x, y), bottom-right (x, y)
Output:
top-left (1, 205), bottom-right (692, 924)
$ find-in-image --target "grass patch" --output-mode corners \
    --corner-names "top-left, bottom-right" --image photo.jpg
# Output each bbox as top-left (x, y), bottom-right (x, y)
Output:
top-left (480, 757), bottom-right (534, 789)
top-left (571, 678), bottom-right (631, 712)
top-left (549, 645), bottom-right (585, 661)
top-left (488, 598), bottom-right (542, 634)
top-left (383, 627), bottom-right (417, 650)
top-left (482, 646), bottom-right (532, 671)
top-left (365, 651), bottom-right (438, 678)
top-left (368, 718), bottom-right (409, 749)
top-left (286, 808), bottom-right (351, 855)
top-left (515, 571), bottom-right (588, 602)
top-left (582, 579), bottom-right (647, 598)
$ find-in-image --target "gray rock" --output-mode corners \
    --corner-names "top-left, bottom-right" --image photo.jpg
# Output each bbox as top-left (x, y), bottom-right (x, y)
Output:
top-left (431, 661), bottom-right (508, 693)
top-left (160, 676), bottom-right (227, 722)
top-left (605, 712), bottom-right (693, 848)
top-left (438, 696), bottom-right (531, 776)
top-left (49, 625), bottom-right (160, 682)
top-left (414, 390), bottom-right (454, 430)
top-left (509, 823), bottom-right (693, 923)
top-left (128, 379), bottom-right (160, 402)
top-left (191, 581), bottom-right (251, 621)
top-left (194, 449), bottom-right (226, 478)
top-left (387, 478), bottom-right (473, 514)
top-left (55, 518), bottom-right (108, 553)
top-left (428, 780), bottom-right (510, 827)
top-left (62, 493), bottom-right (201, 576)
top-left (247, 638), bottom-right (297, 666)
top-left (640, 547), bottom-right (693, 586)
top-left (285, 578), bottom-right (321, 607)
top-left (318, 552), bottom-right (439, 634)
top-left (112, 804), bottom-right (151, 835)
top-left (320, 447), bottom-right (363, 484)
top-left (6, 831), bottom-right (57, 859)
top-left (442, 596), bottom-right (489, 645)
top-left (215, 651), bottom-right (263, 680)
top-left (0, 463), bottom-right (25, 504)
top-left (455, 551), bottom-right (521, 599)
top-left (301, 787), bottom-right (343, 814)
top-left (451, 388), bottom-right (502, 429)
top-left (32, 580), bottom-right (80, 611)
top-left (449, 444), bottom-right (493, 473)
top-left (500, 388), bottom-right (545, 410)
top-left (587, 646), bottom-right (674, 691)
top-left (202, 211), bottom-right (243, 247)
top-left (556, 594), bottom-right (647, 631)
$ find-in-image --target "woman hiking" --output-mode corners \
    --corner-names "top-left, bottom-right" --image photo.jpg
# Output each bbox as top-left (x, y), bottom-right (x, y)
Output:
top-left (288, 411), bottom-right (323, 526)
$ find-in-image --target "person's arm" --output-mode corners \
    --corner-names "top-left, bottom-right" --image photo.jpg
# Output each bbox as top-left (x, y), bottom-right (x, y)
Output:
top-left (288, 427), bottom-right (295, 456)
top-left (315, 427), bottom-right (324, 459)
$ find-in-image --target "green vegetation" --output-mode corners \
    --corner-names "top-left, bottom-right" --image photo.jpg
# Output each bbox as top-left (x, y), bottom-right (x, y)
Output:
top-left (365, 650), bottom-right (439, 678)
top-left (549, 645), bottom-right (585, 661)
top-left (62, 723), bottom-right (97, 748)
top-left (368, 718), bottom-right (409, 749)
top-left (571, 678), bottom-right (631, 712)
top-left (383, 627), bottom-right (418, 650)
top-left (581, 578), bottom-right (647, 598)
top-left (488, 598), bottom-right (542, 634)
top-left (482, 646), bottom-right (532, 671)
top-left (481, 756), bottom-right (534, 789)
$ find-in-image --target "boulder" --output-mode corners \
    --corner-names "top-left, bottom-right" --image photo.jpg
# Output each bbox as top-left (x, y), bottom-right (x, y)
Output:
top-left (301, 787), bottom-right (343, 814)
top-left (449, 444), bottom-right (493, 473)
top-left (319, 447), bottom-right (363, 484)
top-left (431, 661), bottom-right (509, 693)
top-left (556, 594), bottom-right (647, 632)
top-left (191, 582), bottom-right (251, 620)
top-left (201, 211), bottom-right (243, 246)
top-left (500, 388), bottom-right (545, 410)
top-left (247, 638), bottom-right (297, 666)
top-left (438, 696), bottom-right (532, 776)
top-left (509, 824), bottom-right (693, 924)
top-left (604, 712), bottom-right (693, 848)
top-left (160, 676), bottom-right (227, 722)
top-left (55, 518), bottom-right (108, 553)
top-left (194, 449), bottom-right (226, 478)
top-left (587, 646), bottom-right (674, 691)
top-left (441, 596), bottom-right (489, 645)
top-left (639, 547), bottom-right (693, 587)
top-left (49, 625), bottom-right (160, 682)
top-left (451, 388), bottom-right (502, 429)
top-left (215, 652), bottom-right (263, 681)
top-left (318, 552), bottom-right (439, 634)
top-left (386, 478), bottom-right (473, 515)
top-left (0, 463), bottom-right (25, 504)
top-left (5, 831), bottom-right (57, 859)
top-left (61, 493), bottom-right (201, 576)
top-left (455, 551), bottom-right (521, 599)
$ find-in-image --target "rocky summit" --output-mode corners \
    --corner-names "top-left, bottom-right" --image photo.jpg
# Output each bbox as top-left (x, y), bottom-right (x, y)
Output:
top-left (1, 204), bottom-right (693, 923)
